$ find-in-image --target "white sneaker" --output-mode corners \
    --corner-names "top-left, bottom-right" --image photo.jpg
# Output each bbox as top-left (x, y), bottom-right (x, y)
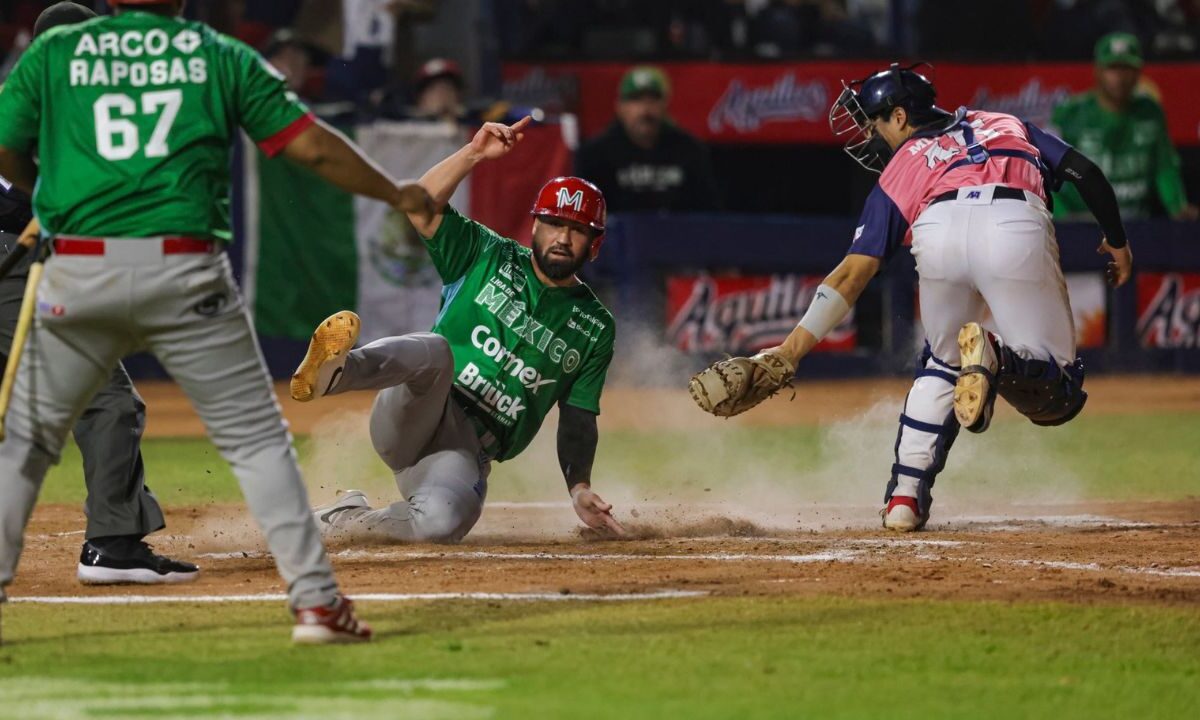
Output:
top-left (954, 322), bottom-right (999, 433)
top-left (313, 490), bottom-right (370, 529)
top-left (290, 311), bottom-right (360, 402)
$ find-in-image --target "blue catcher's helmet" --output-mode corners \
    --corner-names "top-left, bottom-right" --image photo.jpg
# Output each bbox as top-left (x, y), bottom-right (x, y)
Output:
top-left (829, 63), bottom-right (950, 173)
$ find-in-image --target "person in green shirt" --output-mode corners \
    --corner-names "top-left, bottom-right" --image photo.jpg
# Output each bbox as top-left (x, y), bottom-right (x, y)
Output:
top-left (0, 0), bottom-right (432, 643)
top-left (296, 116), bottom-right (626, 543)
top-left (1051, 32), bottom-right (1197, 220)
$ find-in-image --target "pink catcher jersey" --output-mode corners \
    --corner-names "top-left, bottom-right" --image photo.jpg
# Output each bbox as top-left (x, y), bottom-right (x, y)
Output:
top-left (847, 109), bottom-right (1071, 261)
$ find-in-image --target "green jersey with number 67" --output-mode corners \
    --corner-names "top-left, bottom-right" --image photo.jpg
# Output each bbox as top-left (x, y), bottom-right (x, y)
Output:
top-left (424, 207), bottom-right (616, 462)
top-left (0, 11), bottom-right (313, 240)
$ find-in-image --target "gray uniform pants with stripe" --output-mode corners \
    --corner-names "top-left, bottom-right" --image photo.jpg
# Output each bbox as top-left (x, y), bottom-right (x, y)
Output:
top-left (0, 246), bottom-right (337, 607)
top-left (1, 233), bottom-right (163, 540)
top-left (324, 333), bottom-right (490, 543)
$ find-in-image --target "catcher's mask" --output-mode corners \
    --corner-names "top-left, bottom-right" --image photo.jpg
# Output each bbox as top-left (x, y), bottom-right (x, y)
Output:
top-left (829, 62), bottom-right (945, 173)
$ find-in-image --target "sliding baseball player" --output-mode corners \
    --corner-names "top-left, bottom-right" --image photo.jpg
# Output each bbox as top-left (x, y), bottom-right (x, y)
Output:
top-left (296, 117), bottom-right (626, 542)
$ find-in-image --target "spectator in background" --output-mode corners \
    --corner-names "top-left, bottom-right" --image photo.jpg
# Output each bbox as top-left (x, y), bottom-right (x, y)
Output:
top-left (574, 66), bottom-right (721, 212)
top-left (1051, 32), bottom-right (1197, 220)
top-left (410, 57), bottom-right (466, 121)
top-left (263, 30), bottom-right (314, 98)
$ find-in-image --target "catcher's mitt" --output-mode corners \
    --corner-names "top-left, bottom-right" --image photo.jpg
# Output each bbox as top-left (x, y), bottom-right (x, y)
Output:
top-left (688, 351), bottom-right (796, 417)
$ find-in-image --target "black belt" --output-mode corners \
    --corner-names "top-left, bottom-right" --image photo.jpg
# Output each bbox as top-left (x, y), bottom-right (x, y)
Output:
top-left (929, 186), bottom-right (1028, 206)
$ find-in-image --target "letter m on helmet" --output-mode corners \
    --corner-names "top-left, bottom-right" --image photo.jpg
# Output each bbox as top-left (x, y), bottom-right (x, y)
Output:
top-left (556, 187), bottom-right (584, 211)
top-left (531, 176), bottom-right (608, 254)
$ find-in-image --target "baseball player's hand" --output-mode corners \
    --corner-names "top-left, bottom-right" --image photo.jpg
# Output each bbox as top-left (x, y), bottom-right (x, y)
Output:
top-left (570, 484), bottom-right (627, 537)
top-left (1172, 203), bottom-right (1199, 221)
top-left (16, 218), bottom-right (39, 249)
top-left (1098, 237), bottom-right (1133, 287)
top-left (392, 181), bottom-right (434, 218)
top-left (469, 116), bottom-right (532, 161)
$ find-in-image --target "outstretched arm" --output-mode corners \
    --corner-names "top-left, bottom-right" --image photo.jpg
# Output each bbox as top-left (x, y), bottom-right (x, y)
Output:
top-left (280, 118), bottom-right (433, 218)
top-left (408, 116), bottom-right (532, 238)
top-left (558, 403), bottom-right (625, 536)
top-left (1026, 122), bottom-right (1133, 286)
top-left (768, 253), bottom-right (880, 367)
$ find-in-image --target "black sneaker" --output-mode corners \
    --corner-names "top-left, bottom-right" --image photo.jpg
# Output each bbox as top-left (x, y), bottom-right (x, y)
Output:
top-left (77, 538), bottom-right (200, 585)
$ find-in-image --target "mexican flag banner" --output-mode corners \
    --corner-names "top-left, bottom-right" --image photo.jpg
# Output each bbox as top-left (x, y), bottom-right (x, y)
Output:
top-left (241, 120), bottom-right (573, 343)
top-left (242, 122), bottom-right (467, 344)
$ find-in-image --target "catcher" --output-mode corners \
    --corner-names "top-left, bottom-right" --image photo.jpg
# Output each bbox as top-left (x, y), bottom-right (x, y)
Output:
top-left (692, 63), bottom-right (1131, 532)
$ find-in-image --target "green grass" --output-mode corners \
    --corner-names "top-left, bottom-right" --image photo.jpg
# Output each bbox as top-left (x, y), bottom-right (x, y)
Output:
top-left (2, 597), bottom-right (1198, 719)
top-left (37, 412), bottom-right (1200, 505)
top-left (14, 411), bottom-right (1200, 717)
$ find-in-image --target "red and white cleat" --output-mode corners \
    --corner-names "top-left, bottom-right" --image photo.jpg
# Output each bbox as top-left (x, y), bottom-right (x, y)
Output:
top-left (292, 595), bottom-right (373, 644)
top-left (882, 495), bottom-right (927, 532)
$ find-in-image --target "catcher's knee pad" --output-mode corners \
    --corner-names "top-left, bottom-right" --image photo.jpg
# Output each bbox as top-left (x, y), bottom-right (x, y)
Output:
top-left (995, 348), bottom-right (1088, 427)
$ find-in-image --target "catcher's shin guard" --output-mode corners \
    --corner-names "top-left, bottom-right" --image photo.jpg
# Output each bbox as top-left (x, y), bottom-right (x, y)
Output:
top-left (994, 347), bottom-right (1088, 426)
top-left (882, 344), bottom-right (962, 530)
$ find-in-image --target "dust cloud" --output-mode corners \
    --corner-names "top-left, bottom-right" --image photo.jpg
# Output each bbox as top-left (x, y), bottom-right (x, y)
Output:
top-left (279, 319), bottom-right (1087, 542)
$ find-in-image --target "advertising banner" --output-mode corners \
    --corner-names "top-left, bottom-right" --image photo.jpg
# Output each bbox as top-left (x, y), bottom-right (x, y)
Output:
top-left (1137, 272), bottom-right (1200, 349)
top-left (665, 273), bottom-right (856, 355)
top-left (1066, 273), bottom-right (1108, 350)
top-left (503, 62), bottom-right (1200, 146)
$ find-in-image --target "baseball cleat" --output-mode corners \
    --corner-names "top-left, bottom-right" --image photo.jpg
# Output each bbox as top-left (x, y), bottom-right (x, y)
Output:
top-left (291, 311), bottom-right (361, 402)
top-left (292, 594), bottom-right (373, 644)
top-left (77, 539), bottom-right (200, 585)
top-left (882, 496), bottom-right (927, 532)
top-left (954, 322), bottom-right (999, 433)
top-left (313, 489), bottom-right (370, 529)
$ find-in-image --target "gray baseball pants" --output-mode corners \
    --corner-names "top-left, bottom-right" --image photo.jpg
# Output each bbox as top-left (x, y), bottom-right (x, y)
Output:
top-left (323, 332), bottom-right (490, 543)
top-left (0, 233), bottom-right (162, 540)
top-left (0, 243), bottom-right (337, 607)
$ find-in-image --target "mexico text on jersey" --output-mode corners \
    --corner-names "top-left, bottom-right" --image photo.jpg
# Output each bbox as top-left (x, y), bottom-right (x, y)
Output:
top-left (422, 207), bottom-right (615, 461)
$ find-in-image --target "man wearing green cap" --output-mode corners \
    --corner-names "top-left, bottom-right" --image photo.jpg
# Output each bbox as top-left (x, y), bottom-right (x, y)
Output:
top-left (575, 65), bottom-right (720, 213)
top-left (1051, 32), bottom-right (1196, 220)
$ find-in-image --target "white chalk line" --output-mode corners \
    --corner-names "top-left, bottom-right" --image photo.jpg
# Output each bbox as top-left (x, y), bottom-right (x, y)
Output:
top-left (988, 556), bottom-right (1200, 578)
top-left (195, 538), bottom-right (968, 561)
top-left (331, 549), bottom-right (864, 564)
top-left (10, 589), bottom-right (708, 605)
top-left (189, 543), bottom-right (1200, 581)
top-left (954, 515), bottom-right (1153, 530)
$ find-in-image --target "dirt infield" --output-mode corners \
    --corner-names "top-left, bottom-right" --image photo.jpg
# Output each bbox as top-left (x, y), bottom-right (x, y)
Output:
top-left (10, 376), bottom-right (1197, 609)
top-left (13, 499), bottom-right (1199, 607)
top-left (138, 375), bottom-right (1200, 437)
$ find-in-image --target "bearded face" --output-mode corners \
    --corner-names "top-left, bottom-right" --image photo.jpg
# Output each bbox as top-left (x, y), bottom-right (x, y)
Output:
top-left (531, 217), bottom-right (595, 281)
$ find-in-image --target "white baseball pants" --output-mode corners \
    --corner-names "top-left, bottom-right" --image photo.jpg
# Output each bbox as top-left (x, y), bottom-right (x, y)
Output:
top-left (889, 185), bottom-right (1077, 504)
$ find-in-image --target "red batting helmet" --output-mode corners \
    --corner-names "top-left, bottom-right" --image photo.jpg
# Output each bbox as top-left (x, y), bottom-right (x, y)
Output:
top-left (530, 176), bottom-right (606, 254)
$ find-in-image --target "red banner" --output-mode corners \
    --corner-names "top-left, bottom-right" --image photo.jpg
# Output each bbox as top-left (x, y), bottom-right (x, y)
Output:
top-left (502, 62), bottom-right (1200, 146)
top-left (666, 273), bottom-right (855, 355)
top-left (1136, 272), bottom-right (1200, 348)
top-left (468, 124), bottom-right (572, 244)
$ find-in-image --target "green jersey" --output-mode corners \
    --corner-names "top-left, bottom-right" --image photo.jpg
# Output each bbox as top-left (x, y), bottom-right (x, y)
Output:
top-left (1051, 92), bottom-right (1187, 219)
top-left (424, 207), bottom-right (615, 462)
top-left (0, 11), bottom-right (311, 239)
